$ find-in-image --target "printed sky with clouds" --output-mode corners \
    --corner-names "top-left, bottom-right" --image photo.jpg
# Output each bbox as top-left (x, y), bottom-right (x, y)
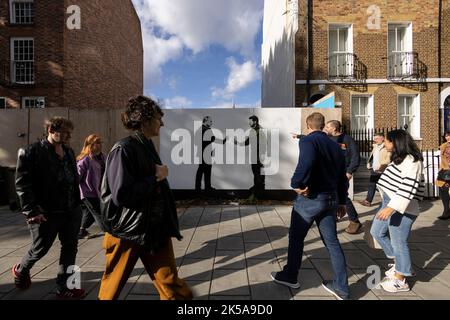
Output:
top-left (131, 0), bottom-right (264, 109)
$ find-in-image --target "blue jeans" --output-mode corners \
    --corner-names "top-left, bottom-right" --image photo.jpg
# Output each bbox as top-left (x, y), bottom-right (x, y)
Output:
top-left (370, 194), bottom-right (417, 276)
top-left (283, 192), bottom-right (349, 297)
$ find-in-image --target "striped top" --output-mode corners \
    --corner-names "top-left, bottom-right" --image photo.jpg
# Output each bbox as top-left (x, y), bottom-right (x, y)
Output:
top-left (377, 155), bottom-right (425, 215)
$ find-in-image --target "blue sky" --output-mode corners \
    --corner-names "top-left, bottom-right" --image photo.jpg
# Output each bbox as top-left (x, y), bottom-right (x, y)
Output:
top-left (131, 0), bottom-right (264, 109)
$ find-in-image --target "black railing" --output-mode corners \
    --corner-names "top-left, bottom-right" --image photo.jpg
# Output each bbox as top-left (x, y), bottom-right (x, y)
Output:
top-left (346, 127), bottom-right (399, 159)
top-left (388, 51), bottom-right (427, 80)
top-left (345, 126), bottom-right (440, 198)
top-left (328, 52), bottom-right (367, 82)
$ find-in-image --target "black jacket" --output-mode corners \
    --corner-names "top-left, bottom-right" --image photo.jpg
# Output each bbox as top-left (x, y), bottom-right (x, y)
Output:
top-left (330, 134), bottom-right (360, 174)
top-left (15, 139), bottom-right (80, 218)
top-left (100, 133), bottom-right (182, 252)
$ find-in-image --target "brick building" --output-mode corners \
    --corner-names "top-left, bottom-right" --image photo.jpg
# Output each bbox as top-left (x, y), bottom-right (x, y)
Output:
top-left (262, 0), bottom-right (450, 149)
top-left (0, 0), bottom-right (143, 110)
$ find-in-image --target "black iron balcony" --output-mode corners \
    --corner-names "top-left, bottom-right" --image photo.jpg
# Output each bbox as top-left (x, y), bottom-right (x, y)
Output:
top-left (388, 51), bottom-right (422, 79)
top-left (328, 52), bottom-right (367, 82)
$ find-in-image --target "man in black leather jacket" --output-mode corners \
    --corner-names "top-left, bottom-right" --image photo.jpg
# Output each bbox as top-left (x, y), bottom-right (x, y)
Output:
top-left (13, 117), bottom-right (85, 299)
top-left (98, 95), bottom-right (192, 300)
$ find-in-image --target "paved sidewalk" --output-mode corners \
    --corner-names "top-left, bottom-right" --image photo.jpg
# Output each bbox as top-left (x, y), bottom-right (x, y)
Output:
top-left (0, 194), bottom-right (449, 300)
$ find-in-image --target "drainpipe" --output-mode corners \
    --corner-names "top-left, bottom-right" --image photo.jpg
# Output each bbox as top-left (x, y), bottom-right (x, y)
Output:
top-left (438, 0), bottom-right (443, 142)
top-left (289, 0), bottom-right (299, 107)
top-left (306, 0), bottom-right (313, 105)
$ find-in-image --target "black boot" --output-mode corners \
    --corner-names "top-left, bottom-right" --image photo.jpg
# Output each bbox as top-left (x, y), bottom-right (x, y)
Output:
top-left (438, 213), bottom-right (450, 220)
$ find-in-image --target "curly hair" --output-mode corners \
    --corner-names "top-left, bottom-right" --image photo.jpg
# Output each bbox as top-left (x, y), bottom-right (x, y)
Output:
top-left (121, 95), bottom-right (164, 130)
top-left (44, 117), bottom-right (74, 133)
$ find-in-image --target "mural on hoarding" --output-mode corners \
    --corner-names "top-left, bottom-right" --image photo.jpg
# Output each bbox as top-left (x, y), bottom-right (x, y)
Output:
top-left (159, 108), bottom-right (303, 190)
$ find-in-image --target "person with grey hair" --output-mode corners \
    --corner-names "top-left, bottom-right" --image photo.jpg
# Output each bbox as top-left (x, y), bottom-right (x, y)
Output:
top-left (359, 133), bottom-right (391, 207)
top-left (324, 120), bottom-right (362, 234)
top-left (98, 95), bottom-right (192, 300)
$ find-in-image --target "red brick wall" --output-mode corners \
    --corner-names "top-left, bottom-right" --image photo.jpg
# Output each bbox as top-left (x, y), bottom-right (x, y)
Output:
top-left (1, 0), bottom-right (143, 109)
top-left (63, 0), bottom-right (143, 109)
top-left (0, 0), bottom-right (65, 108)
top-left (294, 0), bottom-right (449, 149)
top-left (442, 0), bottom-right (450, 78)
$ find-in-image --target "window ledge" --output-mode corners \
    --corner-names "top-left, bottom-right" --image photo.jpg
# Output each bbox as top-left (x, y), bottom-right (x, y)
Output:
top-left (8, 23), bottom-right (35, 27)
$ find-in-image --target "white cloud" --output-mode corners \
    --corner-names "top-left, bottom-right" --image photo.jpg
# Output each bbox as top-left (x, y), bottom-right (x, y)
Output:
top-left (163, 96), bottom-right (193, 109)
top-left (132, 0), bottom-right (263, 85)
top-left (212, 58), bottom-right (260, 99)
top-left (132, 2), bottom-right (184, 86)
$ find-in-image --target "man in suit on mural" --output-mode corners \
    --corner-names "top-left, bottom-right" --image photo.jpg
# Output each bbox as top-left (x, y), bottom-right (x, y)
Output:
top-left (195, 116), bottom-right (226, 194)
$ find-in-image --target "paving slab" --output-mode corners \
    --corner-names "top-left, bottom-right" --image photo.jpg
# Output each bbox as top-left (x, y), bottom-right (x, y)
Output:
top-left (210, 269), bottom-right (249, 296)
top-left (179, 258), bottom-right (214, 281)
top-left (247, 259), bottom-right (280, 283)
top-left (244, 242), bottom-right (277, 260)
top-left (214, 250), bottom-right (246, 270)
top-left (217, 236), bottom-right (244, 251)
top-left (0, 200), bottom-right (449, 300)
top-left (249, 281), bottom-right (293, 300)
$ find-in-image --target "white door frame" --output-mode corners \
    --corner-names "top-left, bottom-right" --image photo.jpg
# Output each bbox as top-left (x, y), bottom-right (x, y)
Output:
top-left (441, 87), bottom-right (450, 109)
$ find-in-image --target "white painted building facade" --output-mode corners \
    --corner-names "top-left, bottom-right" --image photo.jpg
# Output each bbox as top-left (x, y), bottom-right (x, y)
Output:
top-left (261, 0), bottom-right (298, 108)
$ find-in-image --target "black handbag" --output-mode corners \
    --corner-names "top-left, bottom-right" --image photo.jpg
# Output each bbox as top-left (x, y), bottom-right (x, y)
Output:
top-left (437, 170), bottom-right (450, 182)
top-left (370, 173), bottom-right (381, 183)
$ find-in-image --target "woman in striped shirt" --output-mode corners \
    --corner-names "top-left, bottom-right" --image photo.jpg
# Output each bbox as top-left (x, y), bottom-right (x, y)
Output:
top-left (370, 130), bottom-right (424, 293)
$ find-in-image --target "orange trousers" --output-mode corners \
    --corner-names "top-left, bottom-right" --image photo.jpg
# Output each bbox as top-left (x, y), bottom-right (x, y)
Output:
top-left (98, 233), bottom-right (192, 300)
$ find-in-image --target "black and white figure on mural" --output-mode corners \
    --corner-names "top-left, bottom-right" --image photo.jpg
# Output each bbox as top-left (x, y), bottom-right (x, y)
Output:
top-left (234, 115), bottom-right (267, 200)
top-left (195, 116), bottom-right (226, 193)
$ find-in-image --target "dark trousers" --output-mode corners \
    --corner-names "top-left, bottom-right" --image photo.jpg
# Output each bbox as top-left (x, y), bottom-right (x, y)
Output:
top-left (251, 163), bottom-right (265, 196)
top-left (195, 163), bottom-right (212, 190)
top-left (284, 193), bottom-right (349, 297)
top-left (440, 185), bottom-right (450, 215)
top-left (365, 171), bottom-right (381, 203)
top-left (346, 179), bottom-right (359, 222)
top-left (18, 206), bottom-right (82, 290)
top-left (81, 197), bottom-right (101, 230)
top-left (346, 197), bottom-right (359, 222)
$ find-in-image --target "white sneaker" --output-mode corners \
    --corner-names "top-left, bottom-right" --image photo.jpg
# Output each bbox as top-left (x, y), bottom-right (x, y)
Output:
top-left (380, 278), bottom-right (410, 293)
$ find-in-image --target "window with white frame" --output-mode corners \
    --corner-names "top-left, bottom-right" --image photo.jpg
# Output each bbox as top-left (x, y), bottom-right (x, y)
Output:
top-left (11, 38), bottom-right (34, 84)
top-left (351, 96), bottom-right (374, 131)
top-left (10, 0), bottom-right (34, 24)
top-left (398, 95), bottom-right (420, 138)
top-left (329, 24), bottom-right (353, 77)
top-left (22, 97), bottom-right (45, 108)
top-left (388, 23), bottom-right (413, 78)
top-left (0, 98), bottom-right (6, 109)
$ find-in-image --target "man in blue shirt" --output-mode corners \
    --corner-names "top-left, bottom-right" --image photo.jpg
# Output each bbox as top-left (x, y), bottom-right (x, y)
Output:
top-left (271, 112), bottom-right (350, 300)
